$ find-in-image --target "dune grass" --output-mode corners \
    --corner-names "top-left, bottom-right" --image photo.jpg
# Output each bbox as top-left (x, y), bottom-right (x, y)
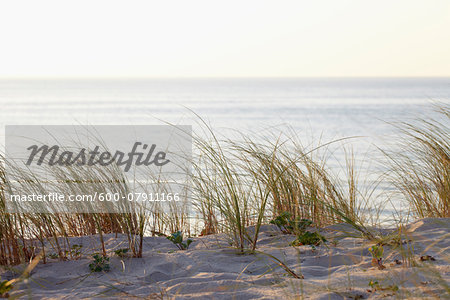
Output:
top-left (189, 121), bottom-right (379, 252)
top-left (0, 104), bottom-right (448, 266)
top-left (384, 103), bottom-right (449, 218)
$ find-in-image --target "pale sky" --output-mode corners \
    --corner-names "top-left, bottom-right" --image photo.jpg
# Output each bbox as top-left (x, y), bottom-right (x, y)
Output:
top-left (1, 0), bottom-right (449, 78)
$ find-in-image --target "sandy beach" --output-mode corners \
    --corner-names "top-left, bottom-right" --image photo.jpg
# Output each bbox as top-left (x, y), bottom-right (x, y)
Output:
top-left (1, 218), bottom-right (447, 299)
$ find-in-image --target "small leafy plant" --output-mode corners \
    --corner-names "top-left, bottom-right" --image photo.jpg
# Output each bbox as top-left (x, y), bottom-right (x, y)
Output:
top-left (167, 231), bottom-right (193, 250)
top-left (89, 253), bottom-right (110, 272)
top-left (296, 218), bottom-right (313, 233)
top-left (369, 244), bottom-right (386, 270)
top-left (291, 231), bottom-right (327, 247)
top-left (270, 212), bottom-right (292, 233)
top-left (70, 244), bottom-right (83, 260)
top-left (270, 212), bottom-right (312, 234)
top-left (272, 213), bottom-right (327, 249)
top-left (369, 244), bottom-right (383, 259)
top-left (368, 280), bottom-right (398, 293)
top-left (114, 248), bottom-right (129, 258)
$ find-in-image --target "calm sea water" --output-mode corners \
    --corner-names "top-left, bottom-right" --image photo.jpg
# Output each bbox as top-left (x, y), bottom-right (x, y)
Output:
top-left (1, 78), bottom-right (448, 131)
top-left (1, 78), bottom-right (449, 218)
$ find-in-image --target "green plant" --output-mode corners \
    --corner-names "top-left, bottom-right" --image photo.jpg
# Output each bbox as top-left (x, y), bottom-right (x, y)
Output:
top-left (167, 231), bottom-right (193, 250)
top-left (296, 218), bottom-right (313, 233)
top-left (368, 244), bottom-right (383, 259)
top-left (114, 248), bottom-right (129, 258)
top-left (291, 231), bottom-right (327, 247)
top-left (270, 212), bottom-right (312, 234)
top-left (369, 244), bottom-right (386, 270)
top-left (272, 215), bottom-right (328, 249)
top-left (368, 280), bottom-right (398, 293)
top-left (70, 244), bottom-right (83, 259)
top-left (270, 212), bottom-right (291, 233)
top-left (190, 123), bottom-right (261, 253)
top-left (89, 253), bottom-right (110, 272)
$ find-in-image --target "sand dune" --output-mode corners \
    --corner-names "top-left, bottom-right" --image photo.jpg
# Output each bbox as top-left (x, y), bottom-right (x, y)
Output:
top-left (2, 218), bottom-right (448, 299)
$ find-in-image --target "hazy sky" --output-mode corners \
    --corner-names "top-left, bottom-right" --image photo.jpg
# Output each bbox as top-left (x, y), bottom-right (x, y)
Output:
top-left (1, 0), bottom-right (449, 78)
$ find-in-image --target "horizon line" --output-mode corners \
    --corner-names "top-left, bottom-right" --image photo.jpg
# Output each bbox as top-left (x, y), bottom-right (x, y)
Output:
top-left (0, 75), bottom-right (449, 80)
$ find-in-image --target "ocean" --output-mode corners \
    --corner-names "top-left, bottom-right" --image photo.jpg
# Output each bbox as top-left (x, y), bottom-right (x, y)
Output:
top-left (1, 78), bottom-right (448, 132)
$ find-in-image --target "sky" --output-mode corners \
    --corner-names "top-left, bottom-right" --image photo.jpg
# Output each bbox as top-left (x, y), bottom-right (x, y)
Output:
top-left (1, 0), bottom-right (449, 78)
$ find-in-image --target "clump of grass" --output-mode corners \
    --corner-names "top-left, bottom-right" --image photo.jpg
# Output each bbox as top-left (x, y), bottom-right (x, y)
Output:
top-left (1, 132), bottom-right (185, 265)
top-left (1, 141), bottom-right (160, 262)
top-left (236, 132), bottom-right (377, 240)
top-left (190, 122), bottom-right (267, 253)
top-left (190, 120), bottom-right (377, 253)
top-left (385, 103), bottom-right (449, 218)
top-left (0, 155), bottom-right (29, 265)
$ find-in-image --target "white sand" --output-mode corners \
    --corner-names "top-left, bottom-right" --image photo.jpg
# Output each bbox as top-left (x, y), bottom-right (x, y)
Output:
top-left (2, 218), bottom-right (448, 299)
